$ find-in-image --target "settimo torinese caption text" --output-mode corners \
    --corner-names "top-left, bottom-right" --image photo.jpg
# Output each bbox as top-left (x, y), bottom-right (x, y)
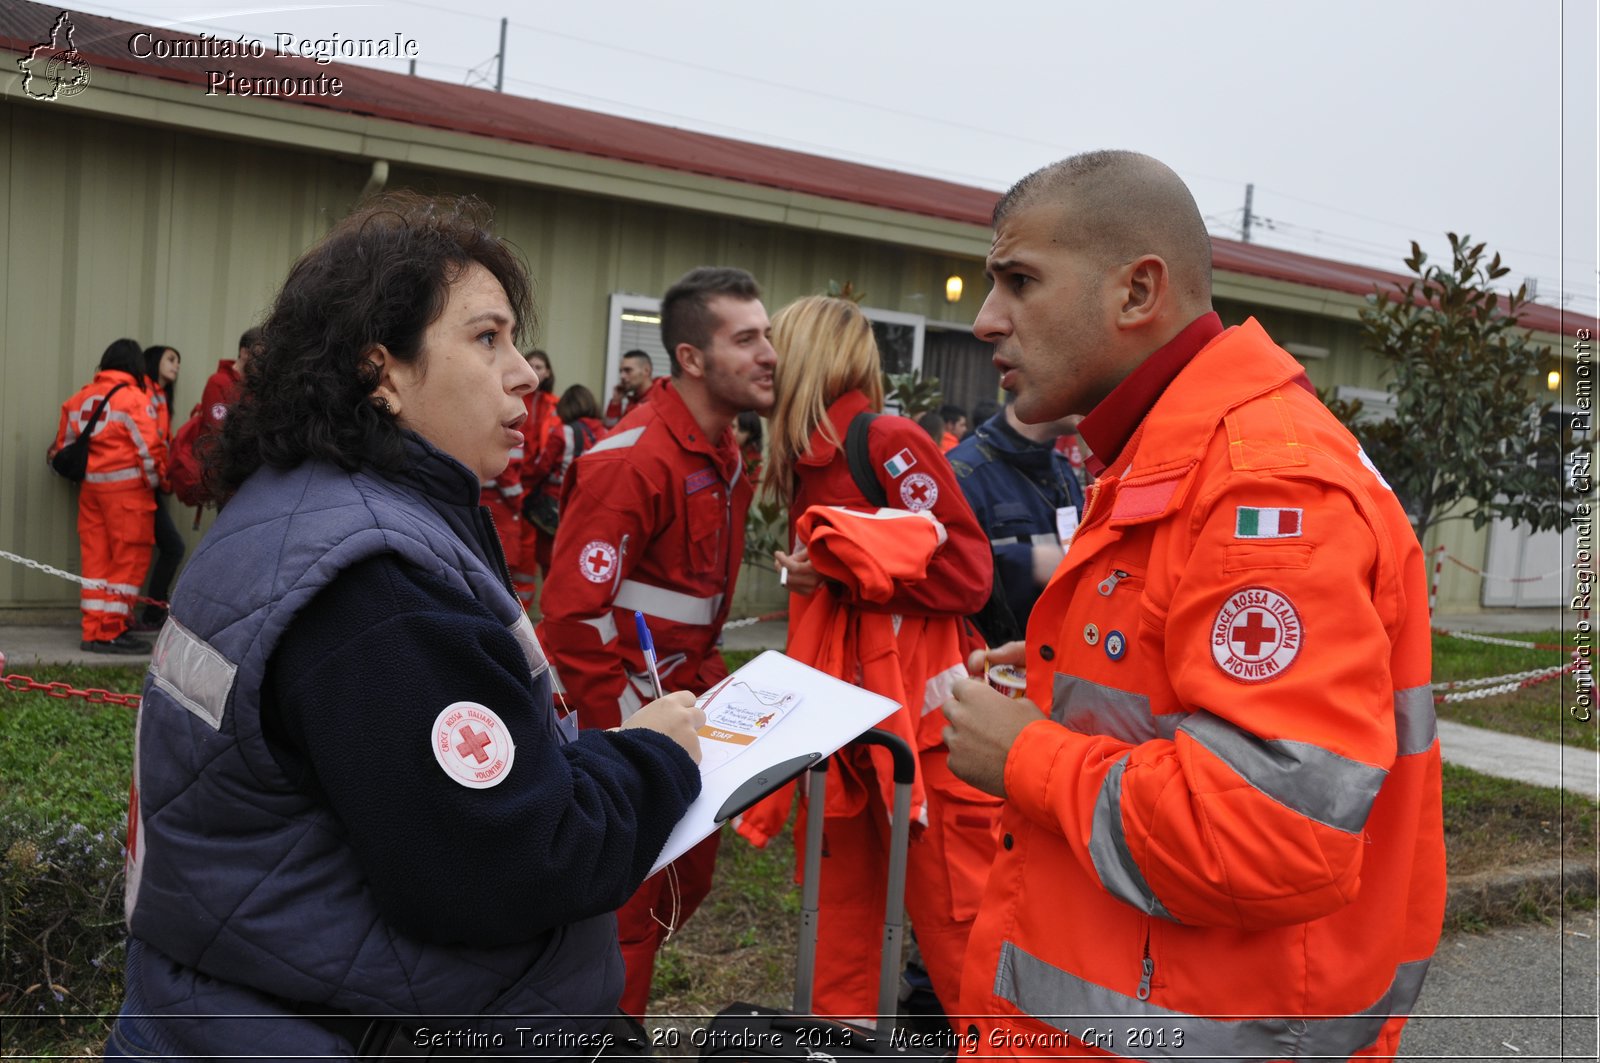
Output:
top-left (128, 32), bottom-right (421, 97)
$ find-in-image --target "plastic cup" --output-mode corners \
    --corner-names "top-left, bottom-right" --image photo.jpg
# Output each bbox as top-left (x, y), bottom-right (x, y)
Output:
top-left (985, 662), bottom-right (1027, 699)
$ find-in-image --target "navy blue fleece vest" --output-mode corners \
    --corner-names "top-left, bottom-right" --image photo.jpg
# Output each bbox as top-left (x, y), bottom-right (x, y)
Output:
top-left (122, 441), bottom-right (619, 1055)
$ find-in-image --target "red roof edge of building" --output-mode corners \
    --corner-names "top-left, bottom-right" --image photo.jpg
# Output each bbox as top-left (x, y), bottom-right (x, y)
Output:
top-left (4, 0), bottom-right (1591, 337)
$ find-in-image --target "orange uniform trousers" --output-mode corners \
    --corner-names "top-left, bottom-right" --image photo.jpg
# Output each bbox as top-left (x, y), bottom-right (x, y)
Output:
top-left (78, 484), bottom-right (156, 642)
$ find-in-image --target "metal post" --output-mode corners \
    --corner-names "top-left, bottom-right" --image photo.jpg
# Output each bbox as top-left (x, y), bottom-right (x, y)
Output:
top-left (1242, 182), bottom-right (1255, 244)
top-left (495, 17), bottom-right (507, 92)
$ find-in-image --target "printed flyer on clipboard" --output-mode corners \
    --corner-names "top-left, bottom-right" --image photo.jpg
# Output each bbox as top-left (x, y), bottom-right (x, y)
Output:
top-left (649, 650), bottom-right (900, 874)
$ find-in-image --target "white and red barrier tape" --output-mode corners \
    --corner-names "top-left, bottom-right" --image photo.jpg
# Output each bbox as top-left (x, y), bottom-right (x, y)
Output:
top-left (1427, 544), bottom-right (1569, 617)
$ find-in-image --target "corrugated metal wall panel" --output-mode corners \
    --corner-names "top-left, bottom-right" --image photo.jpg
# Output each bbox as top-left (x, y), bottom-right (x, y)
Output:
top-left (1, 103), bottom-right (366, 611)
top-left (2, 98), bottom-right (1495, 613)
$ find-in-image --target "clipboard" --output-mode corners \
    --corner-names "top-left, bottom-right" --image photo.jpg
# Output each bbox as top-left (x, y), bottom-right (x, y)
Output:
top-left (648, 650), bottom-right (900, 875)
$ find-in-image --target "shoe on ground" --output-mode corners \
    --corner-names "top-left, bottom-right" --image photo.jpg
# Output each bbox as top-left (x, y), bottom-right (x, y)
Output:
top-left (80, 632), bottom-right (152, 655)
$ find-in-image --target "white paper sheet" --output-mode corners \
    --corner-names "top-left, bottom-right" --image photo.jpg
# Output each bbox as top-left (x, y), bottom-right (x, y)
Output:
top-left (648, 650), bottom-right (901, 874)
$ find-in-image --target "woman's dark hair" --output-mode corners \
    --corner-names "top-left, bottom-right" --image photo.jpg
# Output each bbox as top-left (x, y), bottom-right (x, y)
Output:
top-left (98, 338), bottom-right (146, 379)
top-left (556, 384), bottom-right (599, 423)
top-left (143, 345), bottom-right (180, 409)
top-left (213, 192), bottom-right (534, 496)
top-left (736, 409), bottom-right (763, 449)
top-left (528, 349), bottom-right (555, 395)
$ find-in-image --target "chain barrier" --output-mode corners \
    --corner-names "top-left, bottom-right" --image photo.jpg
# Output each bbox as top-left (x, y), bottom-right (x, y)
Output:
top-left (721, 610), bottom-right (787, 630)
top-left (1434, 661), bottom-right (1576, 704)
top-left (1, 672), bottom-right (142, 708)
top-left (0, 547), bottom-right (168, 608)
top-left (1432, 628), bottom-right (1571, 652)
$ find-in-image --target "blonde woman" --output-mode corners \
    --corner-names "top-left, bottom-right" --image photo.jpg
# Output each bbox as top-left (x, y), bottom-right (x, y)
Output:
top-left (746, 294), bottom-right (996, 1021)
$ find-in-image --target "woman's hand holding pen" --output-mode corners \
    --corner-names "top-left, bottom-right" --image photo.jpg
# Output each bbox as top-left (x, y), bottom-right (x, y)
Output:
top-left (622, 691), bottom-right (705, 763)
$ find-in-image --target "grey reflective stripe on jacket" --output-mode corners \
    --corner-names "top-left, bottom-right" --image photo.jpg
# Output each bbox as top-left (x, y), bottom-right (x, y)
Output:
top-left (1051, 672), bottom-right (1437, 920)
top-left (995, 941), bottom-right (1431, 1062)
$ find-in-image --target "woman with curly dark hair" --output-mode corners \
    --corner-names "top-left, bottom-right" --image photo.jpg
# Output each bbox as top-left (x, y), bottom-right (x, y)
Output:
top-left (106, 192), bottom-right (704, 1060)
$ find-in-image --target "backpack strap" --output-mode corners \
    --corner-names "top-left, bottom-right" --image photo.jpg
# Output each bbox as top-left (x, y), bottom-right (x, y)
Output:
top-left (82, 382), bottom-right (129, 438)
top-left (844, 411), bottom-right (887, 508)
top-left (572, 420), bottom-right (594, 458)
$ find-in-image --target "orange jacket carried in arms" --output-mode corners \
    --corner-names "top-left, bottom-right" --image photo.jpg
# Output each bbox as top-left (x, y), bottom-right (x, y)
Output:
top-left (537, 381), bottom-right (750, 727)
top-left (735, 505), bottom-right (968, 845)
top-left (53, 369), bottom-right (166, 489)
top-left (960, 319), bottom-right (1445, 1060)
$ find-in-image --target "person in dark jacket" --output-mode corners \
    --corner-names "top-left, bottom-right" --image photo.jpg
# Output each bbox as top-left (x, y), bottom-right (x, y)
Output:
top-left (133, 344), bottom-right (184, 631)
top-left (104, 192), bottom-right (705, 1060)
top-left (947, 400), bottom-right (1086, 633)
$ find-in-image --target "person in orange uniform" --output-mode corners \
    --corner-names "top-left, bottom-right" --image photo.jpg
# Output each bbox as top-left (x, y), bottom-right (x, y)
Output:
top-left (752, 295), bottom-right (994, 1022)
top-left (51, 338), bottom-right (167, 653)
top-left (513, 348), bottom-right (560, 610)
top-left (538, 266), bottom-right (776, 1017)
top-left (941, 151), bottom-right (1444, 1060)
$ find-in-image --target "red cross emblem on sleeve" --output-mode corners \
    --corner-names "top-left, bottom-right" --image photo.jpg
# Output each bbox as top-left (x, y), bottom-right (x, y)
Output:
top-left (1210, 587), bottom-right (1302, 682)
top-left (579, 539), bottom-right (618, 584)
top-left (431, 702), bottom-right (516, 788)
top-left (899, 471), bottom-right (938, 512)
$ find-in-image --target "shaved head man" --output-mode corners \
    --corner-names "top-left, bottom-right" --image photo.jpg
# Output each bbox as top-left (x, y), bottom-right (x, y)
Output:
top-left (943, 151), bottom-right (1444, 1059)
top-left (978, 150), bottom-right (1215, 425)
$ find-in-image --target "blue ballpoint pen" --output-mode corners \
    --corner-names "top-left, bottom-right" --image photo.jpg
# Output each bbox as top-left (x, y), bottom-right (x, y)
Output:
top-left (634, 610), bottom-right (665, 701)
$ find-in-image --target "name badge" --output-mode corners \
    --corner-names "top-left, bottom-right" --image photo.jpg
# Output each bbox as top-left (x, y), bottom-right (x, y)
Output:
top-left (1056, 504), bottom-right (1080, 550)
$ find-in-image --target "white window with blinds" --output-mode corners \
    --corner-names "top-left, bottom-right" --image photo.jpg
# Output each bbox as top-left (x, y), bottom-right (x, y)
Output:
top-left (605, 293), bottom-right (927, 391)
top-left (604, 294), bottom-right (671, 394)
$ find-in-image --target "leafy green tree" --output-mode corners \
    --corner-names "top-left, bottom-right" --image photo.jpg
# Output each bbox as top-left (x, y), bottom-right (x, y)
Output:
top-left (882, 369), bottom-right (944, 418)
top-left (1338, 233), bottom-right (1567, 542)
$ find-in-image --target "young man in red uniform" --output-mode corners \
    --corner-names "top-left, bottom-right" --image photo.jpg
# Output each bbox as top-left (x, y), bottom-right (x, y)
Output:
top-left (538, 267), bottom-right (776, 1016)
top-left (942, 151), bottom-right (1444, 1059)
top-left (198, 328), bottom-right (261, 440)
top-left (603, 349), bottom-right (659, 427)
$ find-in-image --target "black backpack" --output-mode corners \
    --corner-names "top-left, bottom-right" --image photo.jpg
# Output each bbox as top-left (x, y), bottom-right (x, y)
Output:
top-left (843, 412), bottom-right (1020, 646)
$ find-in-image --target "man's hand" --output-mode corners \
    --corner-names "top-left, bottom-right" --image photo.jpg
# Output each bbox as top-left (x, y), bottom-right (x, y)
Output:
top-left (774, 546), bottom-right (821, 596)
top-left (620, 690), bottom-right (705, 763)
top-left (967, 639), bottom-right (1026, 676)
top-left (942, 678), bottom-right (1044, 798)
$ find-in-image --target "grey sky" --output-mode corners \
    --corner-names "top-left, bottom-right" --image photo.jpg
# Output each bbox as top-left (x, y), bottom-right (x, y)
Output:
top-left (59, 0), bottom-right (1600, 314)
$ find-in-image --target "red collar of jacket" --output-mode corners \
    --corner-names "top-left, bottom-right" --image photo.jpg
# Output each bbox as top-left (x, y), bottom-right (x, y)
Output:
top-left (648, 378), bottom-right (744, 484)
top-left (798, 390), bottom-right (874, 469)
top-left (1088, 318), bottom-right (1314, 527)
top-left (1080, 312), bottom-right (1223, 476)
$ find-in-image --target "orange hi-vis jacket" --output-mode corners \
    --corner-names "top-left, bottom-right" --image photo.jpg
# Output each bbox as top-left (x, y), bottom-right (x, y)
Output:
top-left (537, 381), bottom-right (750, 728)
top-left (959, 319), bottom-right (1444, 1060)
top-left (736, 505), bottom-right (967, 845)
top-left (54, 369), bottom-right (166, 490)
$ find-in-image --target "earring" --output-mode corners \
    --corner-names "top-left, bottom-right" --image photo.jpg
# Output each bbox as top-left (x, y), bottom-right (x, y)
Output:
top-left (375, 397), bottom-right (392, 415)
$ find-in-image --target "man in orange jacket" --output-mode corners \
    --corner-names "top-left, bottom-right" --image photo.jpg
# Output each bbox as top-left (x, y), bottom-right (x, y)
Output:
top-left (942, 151), bottom-right (1444, 1060)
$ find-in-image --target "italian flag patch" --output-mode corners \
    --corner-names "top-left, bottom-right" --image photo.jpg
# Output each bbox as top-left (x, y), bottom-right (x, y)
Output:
top-left (1235, 507), bottom-right (1302, 539)
top-left (883, 448), bottom-right (917, 477)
